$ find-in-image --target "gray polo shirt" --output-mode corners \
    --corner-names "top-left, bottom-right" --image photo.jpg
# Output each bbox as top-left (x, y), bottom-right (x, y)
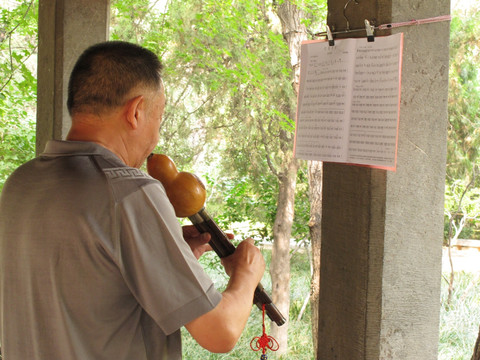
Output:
top-left (0, 140), bottom-right (221, 359)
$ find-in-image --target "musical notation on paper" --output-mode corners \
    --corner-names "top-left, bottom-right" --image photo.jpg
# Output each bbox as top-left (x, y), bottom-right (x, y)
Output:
top-left (294, 33), bottom-right (404, 171)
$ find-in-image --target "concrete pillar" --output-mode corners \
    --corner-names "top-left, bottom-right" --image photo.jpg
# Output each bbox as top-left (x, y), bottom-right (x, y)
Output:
top-left (36, 0), bottom-right (110, 154)
top-left (317, 0), bottom-right (450, 359)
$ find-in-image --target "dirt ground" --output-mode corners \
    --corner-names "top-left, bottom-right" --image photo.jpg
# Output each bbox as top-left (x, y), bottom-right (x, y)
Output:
top-left (442, 247), bottom-right (480, 273)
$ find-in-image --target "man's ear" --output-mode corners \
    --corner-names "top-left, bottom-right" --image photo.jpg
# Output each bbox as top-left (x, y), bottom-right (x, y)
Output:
top-left (125, 95), bottom-right (144, 130)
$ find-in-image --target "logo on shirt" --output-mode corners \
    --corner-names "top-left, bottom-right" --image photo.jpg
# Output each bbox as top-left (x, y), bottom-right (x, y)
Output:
top-left (103, 167), bottom-right (151, 181)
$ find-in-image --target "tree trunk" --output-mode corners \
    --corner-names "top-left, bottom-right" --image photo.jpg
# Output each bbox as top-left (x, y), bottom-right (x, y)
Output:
top-left (473, 325), bottom-right (480, 360)
top-left (270, 1), bottom-right (308, 356)
top-left (275, 1), bottom-right (308, 93)
top-left (270, 158), bottom-right (300, 354)
top-left (308, 160), bottom-right (322, 355)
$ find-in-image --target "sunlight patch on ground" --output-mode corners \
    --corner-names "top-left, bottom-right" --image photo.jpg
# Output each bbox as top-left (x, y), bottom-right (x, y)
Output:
top-left (442, 247), bottom-right (480, 273)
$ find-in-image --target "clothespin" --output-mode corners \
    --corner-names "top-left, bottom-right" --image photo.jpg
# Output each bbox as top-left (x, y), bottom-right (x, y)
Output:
top-left (326, 25), bottom-right (335, 46)
top-left (365, 19), bottom-right (375, 42)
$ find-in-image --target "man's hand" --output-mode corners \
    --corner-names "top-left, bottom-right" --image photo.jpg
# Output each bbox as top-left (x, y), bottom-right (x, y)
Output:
top-left (185, 237), bottom-right (266, 353)
top-left (221, 238), bottom-right (265, 285)
top-left (182, 225), bottom-right (235, 259)
top-left (182, 225), bottom-right (211, 259)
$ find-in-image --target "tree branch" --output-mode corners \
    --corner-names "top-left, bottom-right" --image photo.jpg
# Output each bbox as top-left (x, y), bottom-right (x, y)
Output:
top-left (257, 116), bottom-right (280, 178)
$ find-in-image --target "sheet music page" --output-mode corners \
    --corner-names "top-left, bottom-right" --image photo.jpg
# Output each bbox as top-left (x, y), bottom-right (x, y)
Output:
top-left (294, 39), bottom-right (356, 162)
top-left (294, 33), bottom-right (403, 171)
top-left (348, 34), bottom-right (403, 169)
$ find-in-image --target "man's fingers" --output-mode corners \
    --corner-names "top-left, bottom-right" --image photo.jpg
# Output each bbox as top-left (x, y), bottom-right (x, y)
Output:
top-left (200, 232), bottom-right (211, 243)
top-left (202, 243), bottom-right (213, 252)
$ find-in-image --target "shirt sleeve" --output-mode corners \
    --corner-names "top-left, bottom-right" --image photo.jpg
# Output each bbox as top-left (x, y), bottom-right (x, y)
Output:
top-left (115, 182), bottom-right (222, 335)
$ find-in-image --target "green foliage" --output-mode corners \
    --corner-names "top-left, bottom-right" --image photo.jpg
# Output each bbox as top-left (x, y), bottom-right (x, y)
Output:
top-left (445, 5), bottom-right (480, 239)
top-left (207, 171), bottom-right (279, 242)
top-left (439, 271), bottom-right (480, 359)
top-left (447, 8), bottom-right (480, 180)
top-left (160, 0), bottom-right (294, 163)
top-left (292, 166), bottom-right (310, 243)
top-left (0, 0), bottom-right (38, 192)
top-left (444, 178), bottom-right (480, 241)
top-left (291, 0), bottom-right (328, 32)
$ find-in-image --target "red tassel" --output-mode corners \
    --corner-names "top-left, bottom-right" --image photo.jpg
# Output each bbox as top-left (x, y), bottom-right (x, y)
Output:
top-left (250, 304), bottom-right (279, 359)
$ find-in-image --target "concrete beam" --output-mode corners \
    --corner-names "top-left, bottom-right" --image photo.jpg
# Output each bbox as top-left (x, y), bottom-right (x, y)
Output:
top-left (36, 0), bottom-right (110, 154)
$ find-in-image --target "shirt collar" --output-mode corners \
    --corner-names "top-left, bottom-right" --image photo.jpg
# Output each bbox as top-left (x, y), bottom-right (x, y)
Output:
top-left (41, 140), bottom-right (125, 166)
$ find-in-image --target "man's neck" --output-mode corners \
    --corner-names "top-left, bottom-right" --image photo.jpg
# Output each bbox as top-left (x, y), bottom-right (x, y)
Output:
top-left (67, 114), bottom-right (130, 166)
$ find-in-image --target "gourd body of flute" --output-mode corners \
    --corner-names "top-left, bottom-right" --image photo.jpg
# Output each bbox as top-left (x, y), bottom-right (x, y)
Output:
top-left (146, 154), bottom-right (206, 217)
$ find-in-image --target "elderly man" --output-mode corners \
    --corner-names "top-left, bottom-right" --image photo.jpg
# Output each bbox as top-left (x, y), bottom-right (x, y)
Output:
top-left (0, 41), bottom-right (265, 359)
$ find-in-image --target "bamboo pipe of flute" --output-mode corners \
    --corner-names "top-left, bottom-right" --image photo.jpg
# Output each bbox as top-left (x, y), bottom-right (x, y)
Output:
top-left (146, 153), bottom-right (286, 326)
